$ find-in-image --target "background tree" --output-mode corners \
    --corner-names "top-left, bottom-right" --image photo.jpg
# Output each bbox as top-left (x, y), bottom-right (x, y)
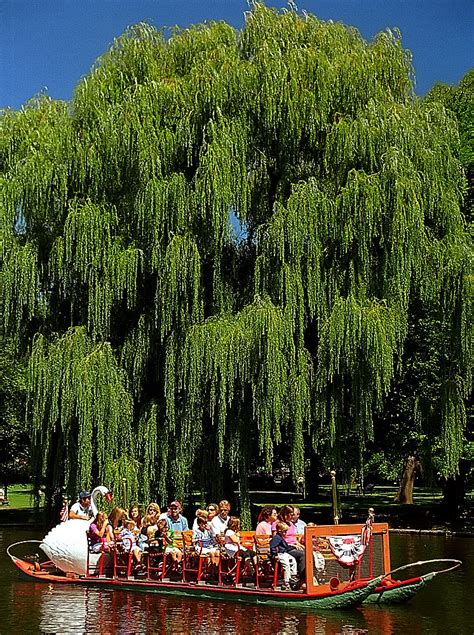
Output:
top-left (365, 69), bottom-right (473, 508)
top-left (0, 4), bottom-right (470, 525)
top-left (0, 335), bottom-right (29, 492)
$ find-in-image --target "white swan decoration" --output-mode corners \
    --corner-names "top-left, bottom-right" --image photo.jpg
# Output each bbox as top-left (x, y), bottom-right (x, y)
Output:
top-left (41, 485), bottom-right (112, 575)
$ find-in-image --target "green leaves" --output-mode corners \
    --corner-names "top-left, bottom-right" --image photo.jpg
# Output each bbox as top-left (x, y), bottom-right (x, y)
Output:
top-left (28, 328), bottom-right (134, 495)
top-left (1, 4), bottom-right (470, 514)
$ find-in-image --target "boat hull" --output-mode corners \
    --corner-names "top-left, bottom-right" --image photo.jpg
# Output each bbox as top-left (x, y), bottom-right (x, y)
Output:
top-left (11, 557), bottom-right (380, 610)
top-left (364, 574), bottom-right (432, 605)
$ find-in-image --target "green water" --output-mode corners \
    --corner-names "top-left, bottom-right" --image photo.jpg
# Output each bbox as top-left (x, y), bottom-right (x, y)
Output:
top-left (0, 528), bottom-right (472, 634)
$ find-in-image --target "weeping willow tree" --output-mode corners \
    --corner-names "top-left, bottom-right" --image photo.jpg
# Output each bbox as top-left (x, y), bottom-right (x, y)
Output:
top-left (1, 3), bottom-right (471, 524)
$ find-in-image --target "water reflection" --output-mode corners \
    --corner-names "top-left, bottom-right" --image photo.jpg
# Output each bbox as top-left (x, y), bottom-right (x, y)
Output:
top-left (10, 581), bottom-right (375, 634)
top-left (2, 529), bottom-right (472, 634)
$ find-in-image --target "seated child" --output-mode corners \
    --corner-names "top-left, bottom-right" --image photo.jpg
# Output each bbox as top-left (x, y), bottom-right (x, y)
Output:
top-left (192, 508), bottom-right (209, 531)
top-left (155, 518), bottom-right (183, 564)
top-left (224, 517), bottom-right (258, 575)
top-left (269, 521), bottom-right (299, 590)
top-left (302, 522), bottom-right (326, 581)
top-left (137, 513), bottom-right (158, 551)
top-left (118, 518), bottom-right (144, 567)
top-left (88, 511), bottom-right (114, 553)
top-left (192, 515), bottom-right (220, 565)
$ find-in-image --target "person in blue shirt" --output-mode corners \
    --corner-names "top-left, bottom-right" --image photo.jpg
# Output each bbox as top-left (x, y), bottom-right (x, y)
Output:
top-left (161, 500), bottom-right (189, 531)
top-left (192, 515), bottom-right (220, 565)
top-left (292, 507), bottom-right (307, 534)
top-left (270, 522), bottom-right (304, 590)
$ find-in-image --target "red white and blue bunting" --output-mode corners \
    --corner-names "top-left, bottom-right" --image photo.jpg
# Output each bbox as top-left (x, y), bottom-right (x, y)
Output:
top-left (327, 535), bottom-right (367, 567)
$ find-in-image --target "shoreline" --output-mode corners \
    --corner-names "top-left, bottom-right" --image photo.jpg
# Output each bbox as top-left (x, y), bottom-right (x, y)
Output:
top-left (389, 528), bottom-right (474, 537)
top-left (0, 509), bottom-right (472, 537)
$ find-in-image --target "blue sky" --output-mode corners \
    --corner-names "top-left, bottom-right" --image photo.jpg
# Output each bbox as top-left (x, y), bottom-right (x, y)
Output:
top-left (1, 0), bottom-right (472, 109)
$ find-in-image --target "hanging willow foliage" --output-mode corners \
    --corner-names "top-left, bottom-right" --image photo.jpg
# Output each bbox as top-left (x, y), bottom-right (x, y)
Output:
top-left (1, 2), bottom-right (471, 520)
top-left (27, 328), bottom-right (134, 495)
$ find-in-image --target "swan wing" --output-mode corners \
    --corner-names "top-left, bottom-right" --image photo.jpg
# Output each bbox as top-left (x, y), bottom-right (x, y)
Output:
top-left (41, 519), bottom-right (89, 575)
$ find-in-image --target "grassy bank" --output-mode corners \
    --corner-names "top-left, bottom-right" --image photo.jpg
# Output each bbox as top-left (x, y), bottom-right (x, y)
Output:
top-left (1, 483), bottom-right (472, 531)
top-left (252, 484), bottom-right (473, 531)
top-left (0, 484), bottom-right (44, 509)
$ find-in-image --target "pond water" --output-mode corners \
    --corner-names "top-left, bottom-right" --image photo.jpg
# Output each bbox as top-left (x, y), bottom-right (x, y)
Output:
top-left (0, 528), bottom-right (472, 634)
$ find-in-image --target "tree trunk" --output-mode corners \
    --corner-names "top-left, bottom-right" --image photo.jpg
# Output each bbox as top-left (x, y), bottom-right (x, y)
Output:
top-left (393, 455), bottom-right (418, 504)
top-left (442, 459), bottom-right (467, 521)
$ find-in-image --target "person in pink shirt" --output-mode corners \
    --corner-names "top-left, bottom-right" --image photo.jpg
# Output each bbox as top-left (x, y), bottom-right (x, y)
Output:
top-left (271, 505), bottom-right (301, 546)
top-left (255, 506), bottom-right (278, 535)
top-left (271, 505), bottom-right (305, 583)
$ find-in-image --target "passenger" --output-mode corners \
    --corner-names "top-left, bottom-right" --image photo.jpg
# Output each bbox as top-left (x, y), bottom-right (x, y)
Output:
top-left (301, 522), bottom-right (325, 580)
top-left (192, 515), bottom-right (220, 565)
top-left (155, 518), bottom-right (183, 565)
top-left (271, 505), bottom-right (305, 579)
top-left (206, 503), bottom-right (218, 523)
top-left (269, 522), bottom-right (299, 590)
top-left (128, 504), bottom-right (142, 528)
top-left (272, 506), bottom-right (298, 542)
top-left (192, 508), bottom-right (209, 531)
top-left (88, 511), bottom-right (114, 553)
top-left (255, 506), bottom-right (278, 535)
top-left (69, 491), bottom-right (93, 520)
top-left (224, 516), bottom-right (258, 574)
top-left (160, 500), bottom-right (189, 531)
top-left (118, 517), bottom-right (144, 568)
top-left (137, 513), bottom-right (158, 551)
top-left (144, 502), bottom-right (161, 526)
top-left (292, 506), bottom-right (307, 534)
top-left (209, 500), bottom-right (231, 538)
top-left (141, 503), bottom-right (160, 543)
top-left (108, 507), bottom-right (128, 533)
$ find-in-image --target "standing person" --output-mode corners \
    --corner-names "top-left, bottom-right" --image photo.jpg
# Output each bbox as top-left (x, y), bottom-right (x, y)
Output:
top-left (209, 500), bottom-right (231, 538)
top-left (292, 507), bottom-right (307, 534)
top-left (270, 522), bottom-right (299, 590)
top-left (161, 501), bottom-right (189, 531)
top-left (69, 491), bottom-right (92, 520)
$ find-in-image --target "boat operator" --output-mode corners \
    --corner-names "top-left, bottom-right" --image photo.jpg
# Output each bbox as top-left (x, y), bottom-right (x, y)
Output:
top-left (69, 491), bottom-right (93, 520)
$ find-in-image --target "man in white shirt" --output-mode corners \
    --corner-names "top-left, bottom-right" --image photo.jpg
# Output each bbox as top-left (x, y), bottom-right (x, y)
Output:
top-left (209, 500), bottom-right (231, 537)
top-left (69, 491), bottom-right (93, 520)
top-left (292, 506), bottom-right (307, 534)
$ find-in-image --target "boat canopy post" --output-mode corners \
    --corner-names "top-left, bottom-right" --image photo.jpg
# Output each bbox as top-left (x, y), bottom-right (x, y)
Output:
top-left (304, 525), bottom-right (317, 595)
top-left (330, 470), bottom-right (339, 525)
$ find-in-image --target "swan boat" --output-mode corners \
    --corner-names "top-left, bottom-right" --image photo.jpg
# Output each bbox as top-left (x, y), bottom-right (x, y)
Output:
top-left (8, 506), bottom-right (461, 610)
top-left (40, 485), bottom-right (113, 576)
